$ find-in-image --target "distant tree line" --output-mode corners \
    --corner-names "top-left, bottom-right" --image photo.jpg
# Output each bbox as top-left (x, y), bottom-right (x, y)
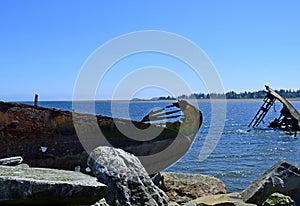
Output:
top-left (157, 89), bottom-right (300, 100)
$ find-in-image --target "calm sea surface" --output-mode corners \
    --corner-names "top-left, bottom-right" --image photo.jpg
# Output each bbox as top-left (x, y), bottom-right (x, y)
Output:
top-left (22, 100), bottom-right (300, 192)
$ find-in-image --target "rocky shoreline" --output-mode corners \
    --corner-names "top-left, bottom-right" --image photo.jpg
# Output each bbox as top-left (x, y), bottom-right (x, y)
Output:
top-left (1, 147), bottom-right (299, 206)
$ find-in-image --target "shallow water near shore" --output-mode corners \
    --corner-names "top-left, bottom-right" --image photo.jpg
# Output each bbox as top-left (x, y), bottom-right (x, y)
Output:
top-left (22, 100), bottom-right (300, 192)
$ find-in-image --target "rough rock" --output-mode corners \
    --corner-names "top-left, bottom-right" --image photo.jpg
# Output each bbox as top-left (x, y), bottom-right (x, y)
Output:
top-left (262, 193), bottom-right (295, 206)
top-left (0, 156), bottom-right (23, 166)
top-left (185, 194), bottom-right (256, 206)
top-left (0, 165), bottom-right (106, 205)
top-left (91, 198), bottom-right (110, 206)
top-left (241, 160), bottom-right (300, 205)
top-left (168, 201), bottom-right (180, 206)
top-left (87, 146), bottom-right (169, 206)
top-left (152, 172), bottom-right (226, 204)
top-left (90, 198), bottom-right (179, 206)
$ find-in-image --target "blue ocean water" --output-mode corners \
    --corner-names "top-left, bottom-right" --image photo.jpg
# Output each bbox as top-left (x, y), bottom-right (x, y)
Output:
top-left (22, 100), bottom-right (300, 192)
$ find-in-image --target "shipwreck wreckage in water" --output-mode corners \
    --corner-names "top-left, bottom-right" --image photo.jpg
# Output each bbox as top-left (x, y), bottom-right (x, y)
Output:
top-left (0, 99), bottom-right (202, 174)
top-left (249, 85), bottom-right (300, 135)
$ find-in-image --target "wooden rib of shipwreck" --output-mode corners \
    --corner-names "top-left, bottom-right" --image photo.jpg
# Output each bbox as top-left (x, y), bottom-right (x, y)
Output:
top-left (0, 100), bottom-right (202, 174)
top-left (249, 85), bottom-right (300, 133)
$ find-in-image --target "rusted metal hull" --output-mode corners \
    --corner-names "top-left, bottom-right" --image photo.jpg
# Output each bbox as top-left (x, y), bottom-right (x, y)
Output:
top-left (0, 100), bottom-right (202, 174)
top-left (249, 85), bottom-right (300, 133)
top-left (266, 86), bottom-right (300, 128)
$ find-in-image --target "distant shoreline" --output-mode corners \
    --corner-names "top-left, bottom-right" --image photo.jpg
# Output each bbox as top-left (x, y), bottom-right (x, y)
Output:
top-left (14, 98), bottom-right (300, 103)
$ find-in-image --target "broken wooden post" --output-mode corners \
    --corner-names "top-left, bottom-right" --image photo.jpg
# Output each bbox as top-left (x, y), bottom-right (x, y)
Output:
top-left (34, 94), bottom-right (38, 108)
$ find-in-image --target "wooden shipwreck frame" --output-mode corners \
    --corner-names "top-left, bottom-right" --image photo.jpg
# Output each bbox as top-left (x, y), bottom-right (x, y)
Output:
top-left (248, 85), bottom-right (300, 133)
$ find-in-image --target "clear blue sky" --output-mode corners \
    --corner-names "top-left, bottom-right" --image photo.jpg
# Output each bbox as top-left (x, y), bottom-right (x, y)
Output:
top-left (1, 0), bottom-right (299, 101)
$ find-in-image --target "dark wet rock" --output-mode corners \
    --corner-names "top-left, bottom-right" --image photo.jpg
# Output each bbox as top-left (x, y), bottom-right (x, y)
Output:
top-left (0, 156), bottom-right (23, 166)
top-left (152, 172), bottom-right (226, 204)
top-left (262, 193), bottom-right (295, 206)
top-left (185, 194), bottom-right (256, 206)
top-left (241, 160), bottom-right (300, 205)
top-left (0, 165), bottom-right (106, 205)
top-left (87, 146), bottom-right (169, 206)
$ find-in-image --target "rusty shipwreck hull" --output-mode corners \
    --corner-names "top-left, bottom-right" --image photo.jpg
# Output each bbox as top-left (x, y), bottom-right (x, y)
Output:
top-left (0, 100), bottom-right (202, 174)
top-left (249, 85), bottom-right (300, 133)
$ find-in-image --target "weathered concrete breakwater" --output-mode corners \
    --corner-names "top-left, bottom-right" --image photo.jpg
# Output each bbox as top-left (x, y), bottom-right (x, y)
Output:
top-left (1, 147), bottom-right (299, 205)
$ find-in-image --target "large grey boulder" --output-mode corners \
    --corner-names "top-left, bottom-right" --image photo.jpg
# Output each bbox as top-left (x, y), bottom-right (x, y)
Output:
top-left (0, 165), bottom-right (106, 205)
top-left (152, 172), bottom-right (226, 204)
top-left (87, 146), bottom-right (169, 206)
top-left (241, 160), bottom-right (300, 205)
